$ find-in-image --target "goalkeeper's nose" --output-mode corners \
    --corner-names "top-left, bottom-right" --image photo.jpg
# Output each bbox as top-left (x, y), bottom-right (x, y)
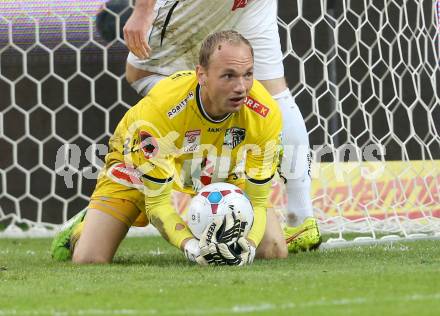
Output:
top-left (233, 77), bottom-right (247, 95)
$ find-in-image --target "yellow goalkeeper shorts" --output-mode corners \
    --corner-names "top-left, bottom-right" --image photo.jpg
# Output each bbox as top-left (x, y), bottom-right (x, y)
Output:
top-left (89, 163), bottom-right (149, 227)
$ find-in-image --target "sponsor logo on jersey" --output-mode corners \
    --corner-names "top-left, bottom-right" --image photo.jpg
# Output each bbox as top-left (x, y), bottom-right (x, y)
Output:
top-left (224, 127), bottom-right (246, 149)
top-left (167, 91), bottom-right (194, 119)
top-left (244, 96), bottom-right (269, 117)
top-left (107, 163), bottom-right (143, 190)
top-left (183, 129), bottom-right (201, 153)
top-left (170, 71), bottom-right (193, 80)
top-left (207, 127), bottom-right (222, 133)
top-left (139, 131), bottom-right (158, 159)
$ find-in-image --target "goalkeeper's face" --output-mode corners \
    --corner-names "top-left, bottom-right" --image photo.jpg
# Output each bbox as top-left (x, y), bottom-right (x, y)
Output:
top-left (197, 42), bottom-right (254, 119)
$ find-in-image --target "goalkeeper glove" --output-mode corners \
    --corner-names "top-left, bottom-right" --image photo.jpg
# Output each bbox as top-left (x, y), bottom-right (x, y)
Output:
top-left (183, 238), bottom-right (201, 263)
top-left (198, 211), bottom-right (253, 266)
top-left (200, 237), bottom-right (256, 266)
top-left (216, 210), bottom-right (247, 243)
top-left (236, 237), bottom-right (256, 265)
top-left (197, 216), bottom-right (225, 265)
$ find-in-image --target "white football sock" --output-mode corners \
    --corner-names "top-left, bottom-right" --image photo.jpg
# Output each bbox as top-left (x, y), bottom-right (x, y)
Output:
top-left (273, 88), bottom-right (314, 226)
top-left (130, 74), bottom-right (166, 96)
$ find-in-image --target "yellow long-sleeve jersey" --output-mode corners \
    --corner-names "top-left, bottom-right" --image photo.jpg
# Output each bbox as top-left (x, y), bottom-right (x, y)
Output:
top-left (105, 71), bottom-right (282, 247)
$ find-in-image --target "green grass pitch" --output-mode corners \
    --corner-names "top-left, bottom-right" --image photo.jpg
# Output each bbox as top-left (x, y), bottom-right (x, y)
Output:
top-left (0, 237), bottom-right (439, 316)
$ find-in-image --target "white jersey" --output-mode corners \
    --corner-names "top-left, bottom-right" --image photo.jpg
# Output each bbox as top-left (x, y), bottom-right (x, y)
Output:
top-left (127, 0), bottom-right (284, 80)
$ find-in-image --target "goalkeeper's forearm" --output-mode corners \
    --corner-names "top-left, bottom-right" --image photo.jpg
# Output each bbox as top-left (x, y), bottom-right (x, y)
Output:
top-left (143, 178), bottom-right (193, 249)
top-left (244, 177), bottom-right (273, 247)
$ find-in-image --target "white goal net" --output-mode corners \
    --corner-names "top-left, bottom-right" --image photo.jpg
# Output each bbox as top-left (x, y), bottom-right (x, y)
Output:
top-left (0, 0), bottom-right (439, 245)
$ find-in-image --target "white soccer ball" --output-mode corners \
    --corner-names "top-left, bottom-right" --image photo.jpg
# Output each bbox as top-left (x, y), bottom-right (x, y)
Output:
top-left (187, 182), bottom-right (254, 240)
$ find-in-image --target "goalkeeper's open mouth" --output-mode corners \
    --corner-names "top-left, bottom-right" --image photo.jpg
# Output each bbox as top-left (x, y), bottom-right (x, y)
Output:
top-left (229, 96), bottom-right (245, 107)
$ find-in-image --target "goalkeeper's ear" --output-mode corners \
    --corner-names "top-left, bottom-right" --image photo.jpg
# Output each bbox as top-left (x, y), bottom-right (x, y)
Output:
top-left (195, 64), bottom-right (207, 86)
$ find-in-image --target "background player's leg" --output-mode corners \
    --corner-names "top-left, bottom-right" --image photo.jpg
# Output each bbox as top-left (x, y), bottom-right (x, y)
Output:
top-left (270, 85), bottom-right (314, 226)
top-left (72, 209), bottom-right (129, 264)
top-left (259, 77), bottom-right (314, 226)
top-left (236, 0), bottom-right (314, 227)
top-left (255, 209), bottom-right (288, 259)
top-left (126, 63), bottom-right (166, 96)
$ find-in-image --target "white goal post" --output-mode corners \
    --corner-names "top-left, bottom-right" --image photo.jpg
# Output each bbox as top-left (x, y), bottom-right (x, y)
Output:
top-left (0, 0), bottom-right (439, 246)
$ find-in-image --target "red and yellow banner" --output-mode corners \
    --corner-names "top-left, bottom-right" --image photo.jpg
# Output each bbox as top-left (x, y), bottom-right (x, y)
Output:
top-left (174, 160), bottom-right (440, 220)
top-left (311, 160), bottom-right (440, 220)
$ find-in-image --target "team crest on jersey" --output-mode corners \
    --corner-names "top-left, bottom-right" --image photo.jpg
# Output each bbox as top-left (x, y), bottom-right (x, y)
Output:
top-left (139, 131), bottom-right (158, 159)
top-left (167, 91), bottom-right (194, 119)
top-left (183, 130), bottom-right (201, 153)
top-left (244, 96), bottom-right (269, 117)
top-left (224, 127), bottom-right (246, 149)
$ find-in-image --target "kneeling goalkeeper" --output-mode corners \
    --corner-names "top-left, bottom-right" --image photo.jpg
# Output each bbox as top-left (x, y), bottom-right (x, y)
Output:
top-left (51, 30), bottom-right (289, 265)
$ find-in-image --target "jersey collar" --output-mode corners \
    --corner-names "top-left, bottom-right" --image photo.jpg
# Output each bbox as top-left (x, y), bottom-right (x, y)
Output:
top-left (196, 84), bottom-right (232, 124)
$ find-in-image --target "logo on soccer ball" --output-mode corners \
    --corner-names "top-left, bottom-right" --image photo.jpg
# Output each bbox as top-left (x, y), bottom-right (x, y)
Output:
top-left (187, 182), bottom-right (254, 239)
top-left (200, 189), bottom-right (243, 214)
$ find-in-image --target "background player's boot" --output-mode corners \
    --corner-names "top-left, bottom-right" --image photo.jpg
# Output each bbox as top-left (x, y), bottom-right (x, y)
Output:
top-left (284, 217), bottom-right (322, 253)
top-left (50, 209), bottom-right (87, 261)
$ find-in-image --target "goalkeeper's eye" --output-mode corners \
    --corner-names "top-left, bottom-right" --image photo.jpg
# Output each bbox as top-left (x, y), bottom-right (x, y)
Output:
top-left (222, 73), bottom-right (233, 79)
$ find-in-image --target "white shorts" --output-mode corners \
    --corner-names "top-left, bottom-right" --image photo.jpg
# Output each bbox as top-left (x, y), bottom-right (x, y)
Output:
top-left (126, 0), bottom-right (284, 81)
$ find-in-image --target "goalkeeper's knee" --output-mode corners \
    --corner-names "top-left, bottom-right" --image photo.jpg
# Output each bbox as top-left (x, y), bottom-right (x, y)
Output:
top-left (256, 238), bottom-right (288, 259)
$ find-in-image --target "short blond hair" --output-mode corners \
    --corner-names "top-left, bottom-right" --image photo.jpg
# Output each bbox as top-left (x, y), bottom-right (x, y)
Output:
top-left (199, 30), bottom-right (254, 68)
